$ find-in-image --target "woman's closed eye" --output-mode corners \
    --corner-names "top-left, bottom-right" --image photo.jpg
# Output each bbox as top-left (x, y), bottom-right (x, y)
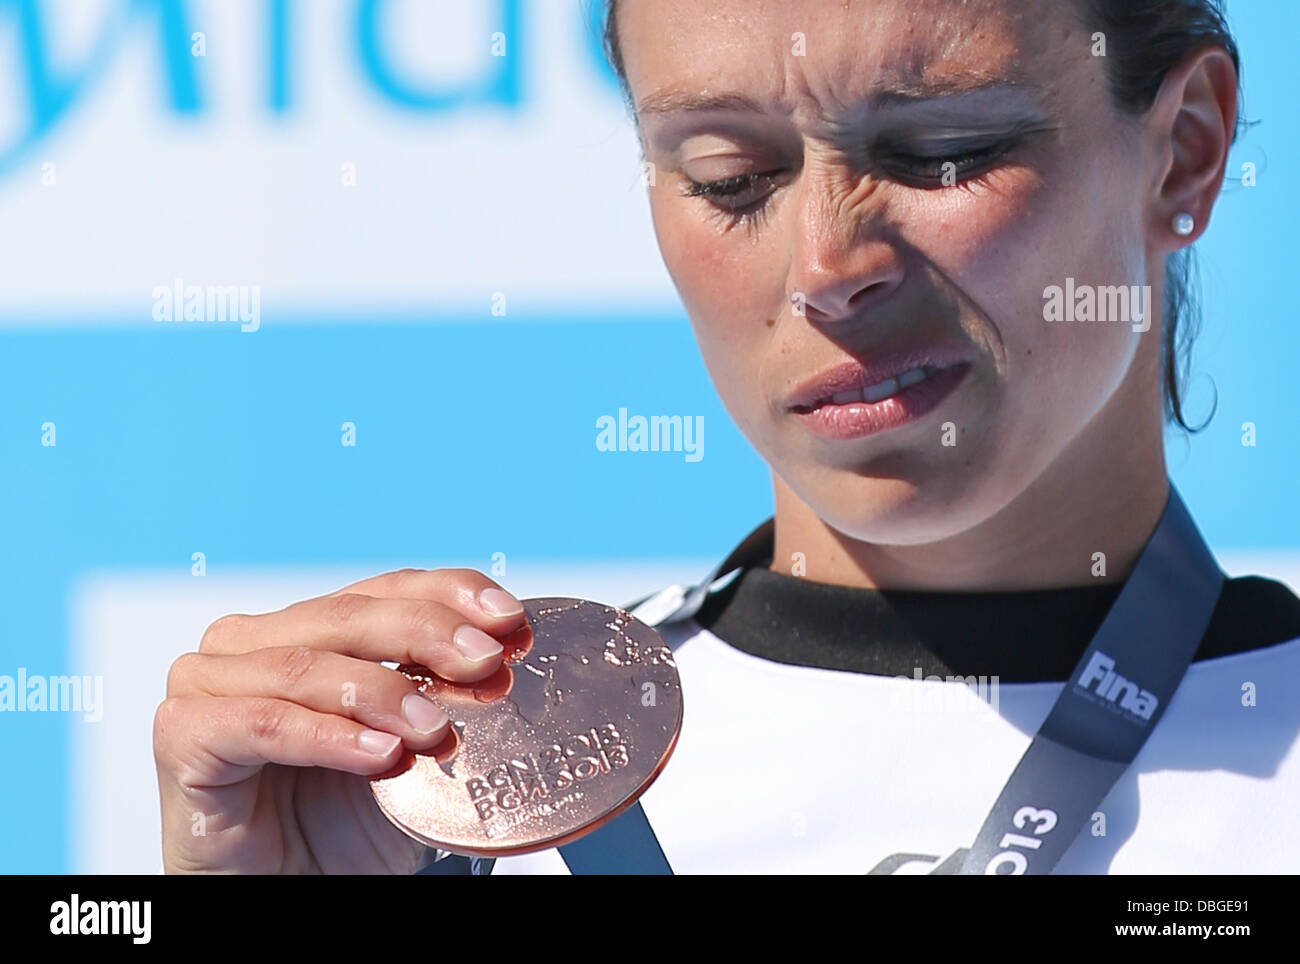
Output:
top-left (678, 169), bottom-right (789, 231)
top-left (679, 138), bottom-right (1021, 229)
top-left (875, 138), bottom-right (1020, 186)
top-left (681, 169), bottom-right (784, 209)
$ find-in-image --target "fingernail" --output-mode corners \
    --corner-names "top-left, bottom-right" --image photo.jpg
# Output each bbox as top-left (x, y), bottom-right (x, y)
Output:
top-left (359, 729), bottom-right (401, 756)
top-left (478, 587), bottom-right (523, 617)
top-left (453, 624), bottom-right (504, 661)
top-left (402, 692), bottom-right (449, 735)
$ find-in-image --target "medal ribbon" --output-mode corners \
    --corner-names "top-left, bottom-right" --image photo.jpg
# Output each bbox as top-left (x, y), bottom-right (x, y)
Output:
top-left (560, 483), bottom-right (1224, 875)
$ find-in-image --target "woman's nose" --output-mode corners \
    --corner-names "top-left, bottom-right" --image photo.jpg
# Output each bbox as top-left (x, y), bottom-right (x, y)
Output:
top-left (786, 173), bottom-right (906, 324)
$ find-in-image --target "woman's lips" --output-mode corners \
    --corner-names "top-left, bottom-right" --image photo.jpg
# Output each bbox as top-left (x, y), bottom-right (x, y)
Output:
top-left (790, 362), bottom-right (972, 441)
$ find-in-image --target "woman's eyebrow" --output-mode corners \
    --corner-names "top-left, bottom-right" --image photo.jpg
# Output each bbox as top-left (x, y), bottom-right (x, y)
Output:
top-left (636, 79), bottom-right (1048, 125)
top-left (636, 90), bottom-right (770, 118)
top-left (864, 75), bottom-right (1041, 109)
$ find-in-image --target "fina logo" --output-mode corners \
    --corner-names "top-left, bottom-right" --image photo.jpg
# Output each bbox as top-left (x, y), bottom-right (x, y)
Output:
top-left (0, 0), bottom-right (617, 179)
top-left (1075, 651), bottom-right (1158, 720)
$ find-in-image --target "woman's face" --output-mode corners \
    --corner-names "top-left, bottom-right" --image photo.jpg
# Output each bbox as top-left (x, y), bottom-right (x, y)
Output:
top-left (620, 0), bottom-right (1165, 545)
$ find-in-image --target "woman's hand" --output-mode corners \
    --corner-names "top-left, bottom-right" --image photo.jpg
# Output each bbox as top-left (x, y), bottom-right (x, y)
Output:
top-left (153, 567), bottom-right (526, 873)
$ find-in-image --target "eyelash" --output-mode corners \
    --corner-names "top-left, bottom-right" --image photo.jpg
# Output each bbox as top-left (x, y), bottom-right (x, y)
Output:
top-left (680, 140), bottom-right (1017, 230)
top-left (681, 170), bottom-right (784, 232)
top-left (880, 140), bottom-right (1016, 184)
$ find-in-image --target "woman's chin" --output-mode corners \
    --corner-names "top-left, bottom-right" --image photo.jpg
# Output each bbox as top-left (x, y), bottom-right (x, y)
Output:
top-left (793, 472), bottom-right (997, 547)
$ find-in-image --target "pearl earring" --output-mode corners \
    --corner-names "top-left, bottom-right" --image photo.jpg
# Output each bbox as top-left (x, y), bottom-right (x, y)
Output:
top-left (1172, 212), bottom-right (1195, 237)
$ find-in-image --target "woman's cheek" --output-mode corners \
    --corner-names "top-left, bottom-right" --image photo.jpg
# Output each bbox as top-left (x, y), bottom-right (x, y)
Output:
top-left (670, 231), bottom-right (759, 320)
top-left (652, 200), bottom-right (725, 313)
top-left (923, 167), bottom-right (1056, 314)
top-left (906, 166), bottom-right (1081, 383)
top-left (655, 203), bottom-right (770, 344)
top-left (932, 165), bottom-right (1139, 439)
top-left (650, 201), bottom-right (774, 422)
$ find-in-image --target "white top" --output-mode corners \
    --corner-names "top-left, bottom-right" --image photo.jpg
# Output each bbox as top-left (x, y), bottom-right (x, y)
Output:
top-left (486, 597), bottom-right (1300, 875)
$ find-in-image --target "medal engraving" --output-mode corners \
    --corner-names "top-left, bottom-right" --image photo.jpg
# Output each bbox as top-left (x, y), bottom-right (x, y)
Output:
top-left (370, 598), bottom-right (683, 856)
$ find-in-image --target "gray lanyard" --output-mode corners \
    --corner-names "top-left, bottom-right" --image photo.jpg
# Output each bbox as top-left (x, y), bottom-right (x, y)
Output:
top-left (558, 484), bottom-right (1224, 875)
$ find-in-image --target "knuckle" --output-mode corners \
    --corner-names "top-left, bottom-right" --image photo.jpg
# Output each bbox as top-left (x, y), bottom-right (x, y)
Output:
top-left (245, 699), bottom-right (287, 744)
top-left (273, 645), bottom-right (318, 690)
top-left (199, 613), bottom-right (248, 652)
top-left (406, 600), bottom-right (449, 644)
top-left (165, 652), bottom-right (203, 695)
top-left (152, 697), bottom-right (188, 763)
top-left (153, 697), bottom-right (180, 742)
top-left (385, 568), bottom-right (431, 595)
top-left (304, 715), bottom-right (334, 750)
top-left (320, 591), bottom-right (371, 628)
top-left (440, 566), bottom-right (483, 584)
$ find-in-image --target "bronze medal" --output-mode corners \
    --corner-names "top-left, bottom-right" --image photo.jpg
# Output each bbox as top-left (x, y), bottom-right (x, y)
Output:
top-left (370, 597), bottom-right (683, 857)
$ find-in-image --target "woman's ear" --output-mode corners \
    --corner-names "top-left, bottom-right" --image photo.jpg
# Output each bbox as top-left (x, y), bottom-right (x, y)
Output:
top-left (1144, 46), bottom-right (1238, 254)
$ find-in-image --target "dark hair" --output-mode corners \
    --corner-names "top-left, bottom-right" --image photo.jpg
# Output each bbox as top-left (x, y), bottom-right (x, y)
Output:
top-left (596, 0), bottom-right (1245, 433)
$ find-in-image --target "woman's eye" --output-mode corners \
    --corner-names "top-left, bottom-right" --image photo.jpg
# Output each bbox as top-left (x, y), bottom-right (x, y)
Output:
top-left (877, 141), bottom-right (1015, 185)
top-left (681, 170), bottom-right (784, 210)
top-left (678, 139), bottom-right (1016, 226)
